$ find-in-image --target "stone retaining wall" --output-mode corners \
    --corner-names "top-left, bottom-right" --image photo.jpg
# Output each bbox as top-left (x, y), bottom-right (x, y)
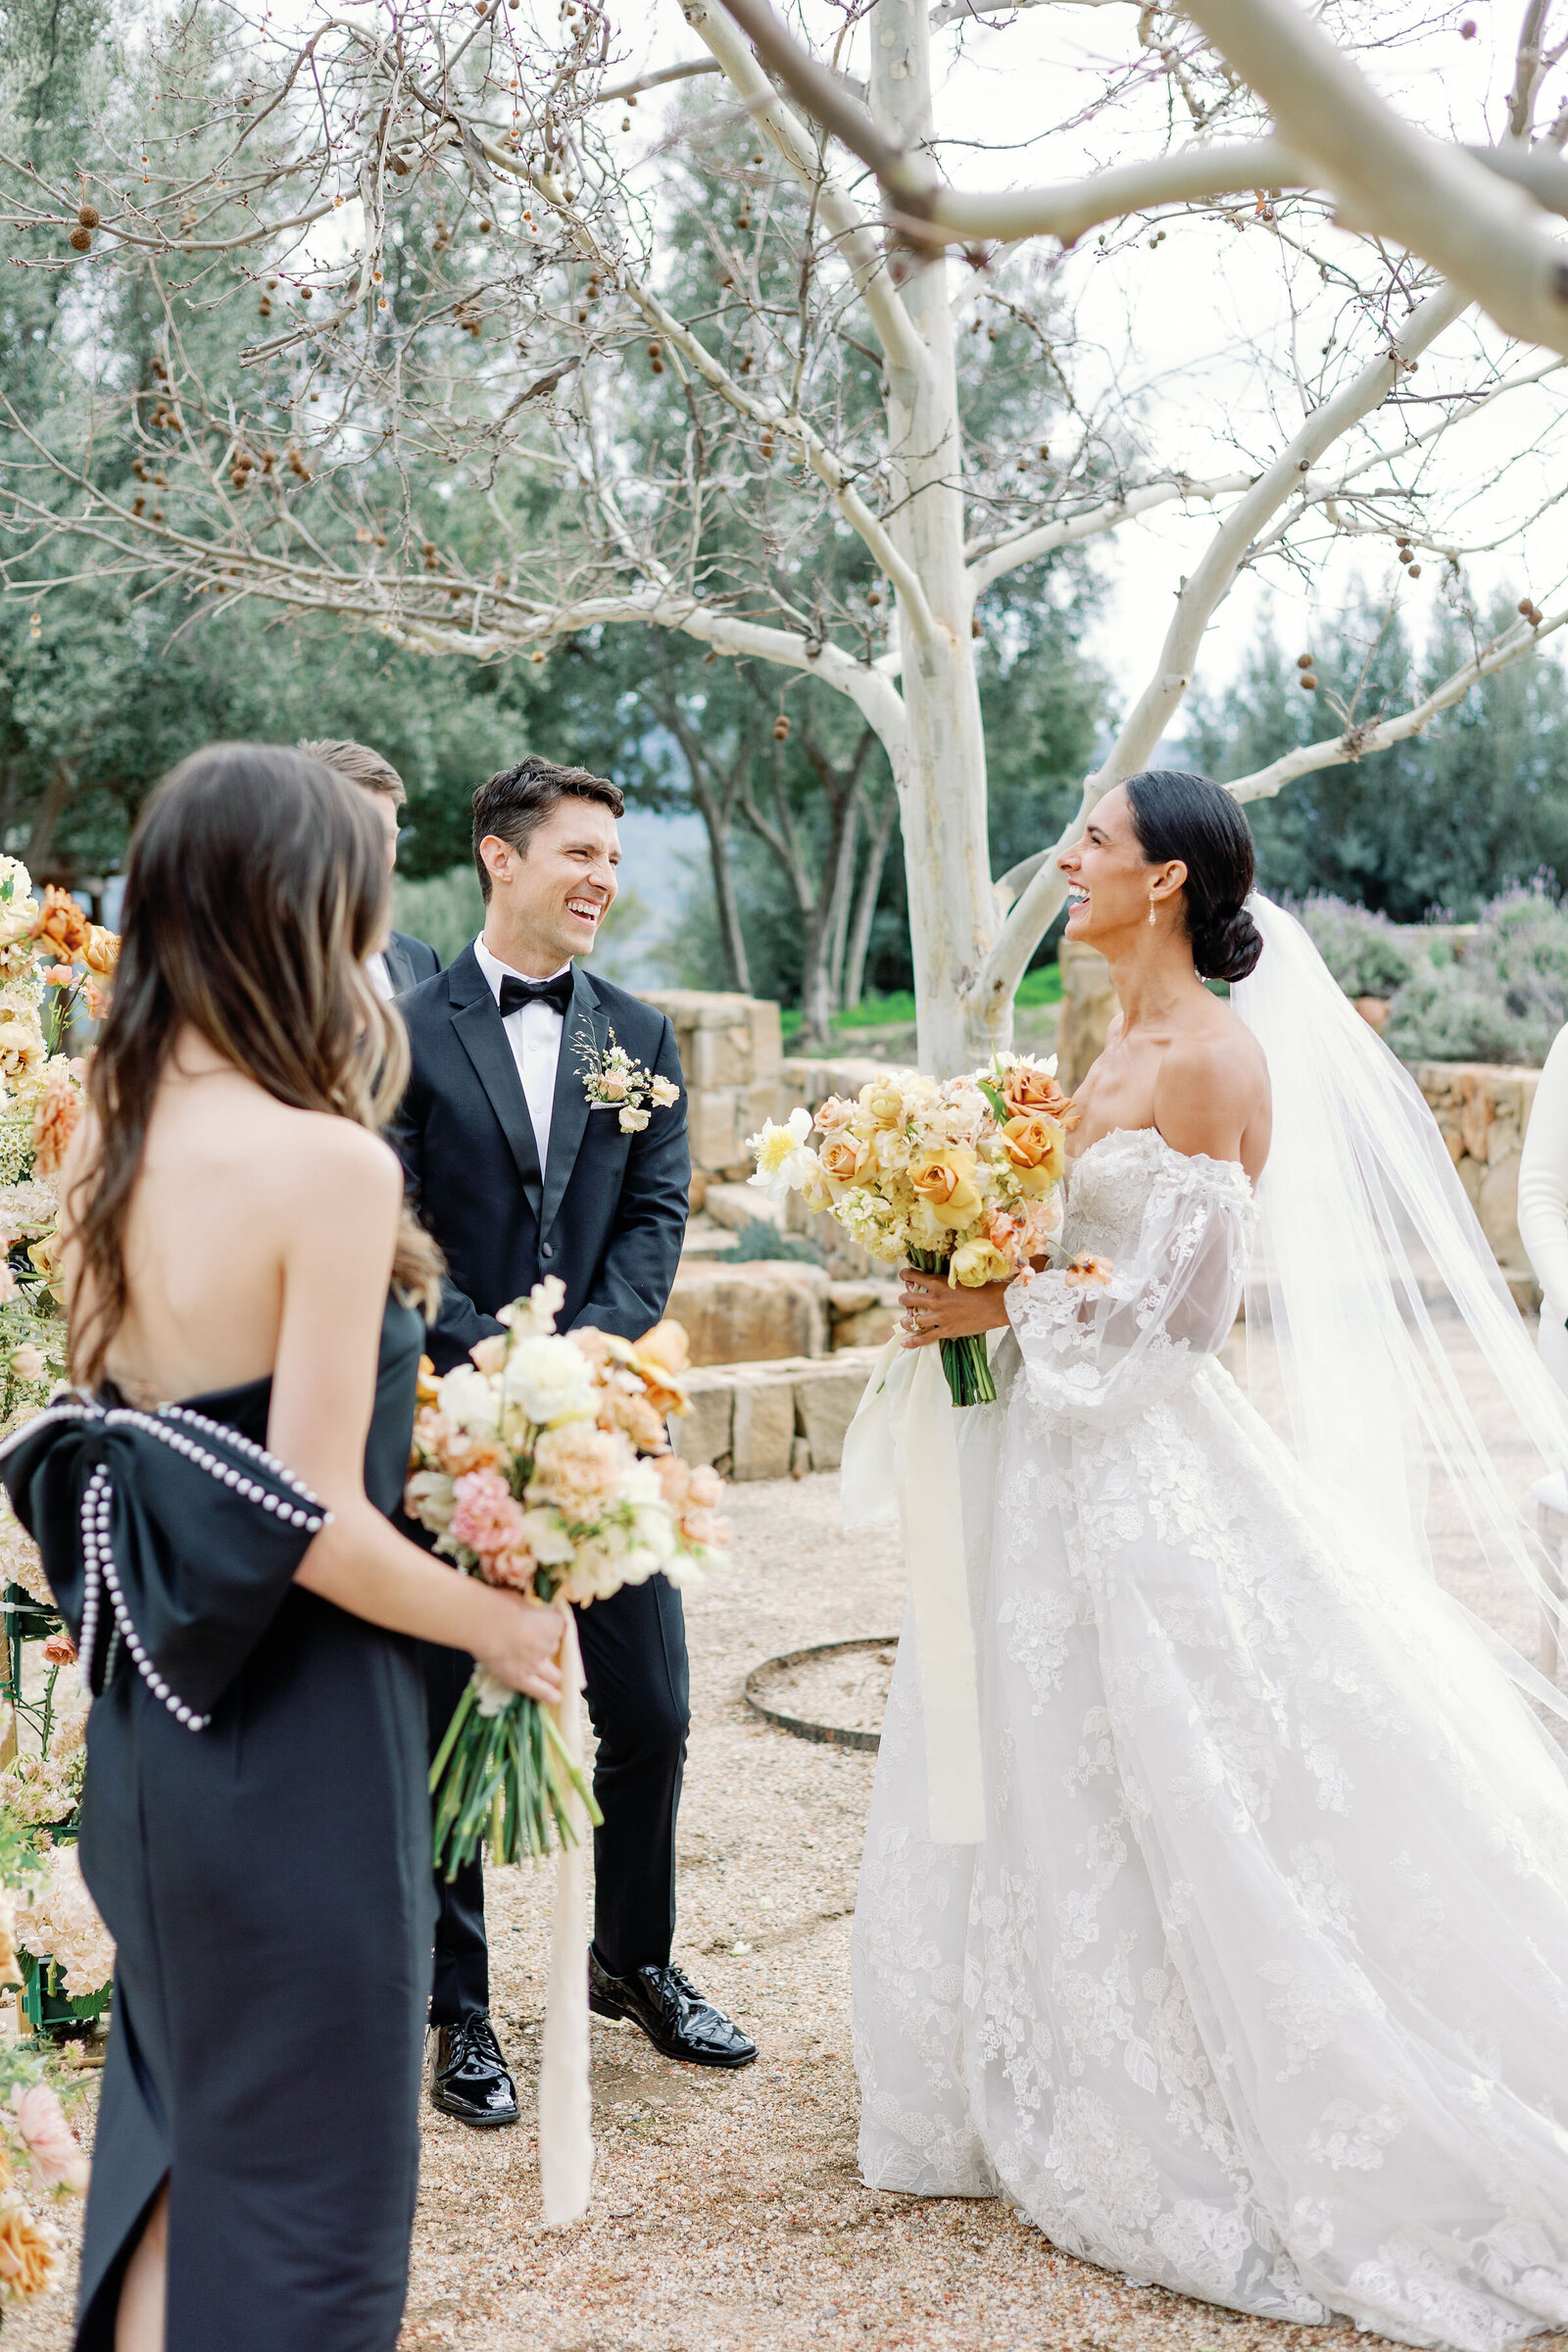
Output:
top-left (672, 1348), bottom-right (884, 1482)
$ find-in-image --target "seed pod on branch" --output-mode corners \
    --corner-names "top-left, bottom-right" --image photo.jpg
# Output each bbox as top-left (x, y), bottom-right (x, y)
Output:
top-left (773, 712), bottom-right (790, 742)
top-left (1299, 671), bottom-right (1318, 690)
top-left (76, 203), bottom-right (100, 229)
top-left (69, 225), bottom-right (92, 252)
top-left (1297, 653), bottom-right (1313, 669)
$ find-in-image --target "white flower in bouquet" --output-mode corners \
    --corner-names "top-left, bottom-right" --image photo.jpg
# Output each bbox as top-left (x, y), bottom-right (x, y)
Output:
top-left (498, 1274), bottom-right (567, 1338)
top-left (436, 1363), bottom-right (503, 1438)
top-left (405, 1469), bottom-right (457, 1532)
top-left (16, 1844), bottom-right (114, 1999)
top-left (503, 1335), bottom-right (599, 1429)
top-left (518, 1505), bottom-right (577, 1566)
top-left (746, 1107), bottom-right (816, 1205)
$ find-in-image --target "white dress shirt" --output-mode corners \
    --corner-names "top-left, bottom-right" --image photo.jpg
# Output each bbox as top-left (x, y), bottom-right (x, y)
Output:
top-left (473, 935), bottom-right (572, 1172)
top-left (367, 949), bottom-right (394, 1002)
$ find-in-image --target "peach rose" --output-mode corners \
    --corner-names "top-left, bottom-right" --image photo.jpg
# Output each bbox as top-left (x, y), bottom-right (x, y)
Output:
top-left (858, 1075), bottom-right (907, 1130)
top-left (1002, 1061), bottom-right (1071, 1120)
top-left (999, 1114), bottom-right (1066, 1192)
top-left (818, 1131), bottom-right (870, 1186)
top-left (907, 1148), bottom-right (982, 1228)
top-left (812, 1094), bottom-right (857, 1133)
top-left (0, 2195), bottom-right (53, 2297)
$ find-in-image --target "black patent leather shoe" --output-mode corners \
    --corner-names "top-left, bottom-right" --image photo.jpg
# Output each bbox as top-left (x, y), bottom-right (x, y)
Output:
top-left (588, 1950), bottom-right (758, 2068)
top-left (429, 2014), bottom-right (519, 2127)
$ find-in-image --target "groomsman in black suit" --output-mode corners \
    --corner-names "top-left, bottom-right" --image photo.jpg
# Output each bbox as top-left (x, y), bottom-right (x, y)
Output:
top-left (298, 739), bottom-right (440, 994)
top-left (393, 755), bottom-right (757, 2129)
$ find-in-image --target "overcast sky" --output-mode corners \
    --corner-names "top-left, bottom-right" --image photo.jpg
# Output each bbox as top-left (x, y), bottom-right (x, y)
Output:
top-left (607, 0), bottom-right (1568, 717)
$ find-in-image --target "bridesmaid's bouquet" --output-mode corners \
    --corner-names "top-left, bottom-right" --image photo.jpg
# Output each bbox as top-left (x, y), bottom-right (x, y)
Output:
top-left (404, 1281), bottom-right (724, 1875)
top-left (749, 1054), bottom-right (1074, 1406)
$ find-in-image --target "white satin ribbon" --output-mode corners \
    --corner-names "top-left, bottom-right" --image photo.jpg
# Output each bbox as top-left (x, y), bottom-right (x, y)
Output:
top-left (841, 1336), bottom-right (985, 1844)
top-left (537, 1603), bottom-right (594, 2227)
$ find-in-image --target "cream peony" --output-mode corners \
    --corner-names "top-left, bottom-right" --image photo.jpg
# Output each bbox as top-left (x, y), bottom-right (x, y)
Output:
top-left (435, 1363), bottom-right (503, 1438)
top-left (502, 1334), bottom-right (598, 1427)
top-left (16, 1845), bottom-right (114, 1998)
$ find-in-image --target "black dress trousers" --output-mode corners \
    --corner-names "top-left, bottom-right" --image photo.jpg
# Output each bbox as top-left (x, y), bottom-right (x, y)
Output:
top-left (421, 1569), bottom-right (691, 2026)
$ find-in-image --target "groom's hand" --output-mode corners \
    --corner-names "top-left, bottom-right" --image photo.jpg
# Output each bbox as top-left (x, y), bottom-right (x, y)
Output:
top-left (899, 1265), bottom-right (1013, 1348)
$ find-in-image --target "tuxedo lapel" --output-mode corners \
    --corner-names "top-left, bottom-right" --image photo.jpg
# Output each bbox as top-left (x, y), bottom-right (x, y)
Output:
top-left (539, 964), bottom-right (601, 1243)
top-left (446, 946), bottom-right (543, 1213)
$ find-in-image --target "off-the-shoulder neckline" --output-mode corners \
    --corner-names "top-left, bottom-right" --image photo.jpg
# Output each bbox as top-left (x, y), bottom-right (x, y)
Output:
top-left (1068, 1123), bottom-right (1254, 1192)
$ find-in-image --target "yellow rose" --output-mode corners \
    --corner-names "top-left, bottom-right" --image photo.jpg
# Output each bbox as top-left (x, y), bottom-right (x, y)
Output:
top-left (949, 1238), bottom-right (1012, 1287)
top-left (818, 1131), bottom-right (871, 1186)
top-left (907, 1148), bottom-right (983, 1228)
top-left (1000, 1114), bottom-right (1066, 1194)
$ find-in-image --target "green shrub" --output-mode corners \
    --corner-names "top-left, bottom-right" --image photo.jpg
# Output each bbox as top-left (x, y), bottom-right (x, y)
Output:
top-left (1296, 895), bottom-right (1416, 999)
top-left (1384, 879), bottom-right (1568, 1066)
top-left (718, 1219), bottom-right (825, 1265)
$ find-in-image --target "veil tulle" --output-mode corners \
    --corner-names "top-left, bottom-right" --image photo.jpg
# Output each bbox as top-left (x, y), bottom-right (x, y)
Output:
top-left (1231, 894), bottom-right (1568, 1720)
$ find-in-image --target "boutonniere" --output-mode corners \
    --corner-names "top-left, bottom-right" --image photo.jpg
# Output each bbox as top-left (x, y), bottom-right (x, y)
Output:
top-left (577, 1028), bottom-right (681, 1134)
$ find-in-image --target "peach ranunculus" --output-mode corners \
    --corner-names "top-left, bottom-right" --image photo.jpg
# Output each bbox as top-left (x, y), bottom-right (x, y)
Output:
top-left (30, 1059), bottom-right (82, 1179)
top-left (448, 1468), bottom-right (529, 1563)
top-left (10, 2085), bottom-right (88, 2193)
top-left (999, 1114), bottom-right (1066, 1192)
top-left (28, 884), bottom-right (87, 964)
top-left (907, 1148), bottom-right (983, 1228)
top-left (597, 1375), bottom-right (669, 1454)
top-left (0, 2194), bottom-right (54, 2297)
top-left (818, 1131), bottom-right (871, 1187)
top-left (949, 1237), bottom-right (1013, 1288)
top-left (528, 1421), bottom-right (628, 1519)
top-left (82, 923), bottom-right (119, 978)
top-left (1002, 1059), bottom-right (1073, 1122)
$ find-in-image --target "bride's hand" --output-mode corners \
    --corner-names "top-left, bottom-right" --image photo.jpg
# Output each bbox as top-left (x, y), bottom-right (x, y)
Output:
top-left (899, 1265), bottom-right (1013, 1347)
top-left (471, 1590), bottom-right (566, 1705)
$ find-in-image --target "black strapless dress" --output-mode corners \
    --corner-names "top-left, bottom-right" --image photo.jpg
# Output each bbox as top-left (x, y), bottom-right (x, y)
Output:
top-left (0, 1295), bottom-right (436, 2352)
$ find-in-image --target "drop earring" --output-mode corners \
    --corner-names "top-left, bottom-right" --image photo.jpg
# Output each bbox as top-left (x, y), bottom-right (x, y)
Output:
top-left (1148, 894), bottom-right (1157, 928)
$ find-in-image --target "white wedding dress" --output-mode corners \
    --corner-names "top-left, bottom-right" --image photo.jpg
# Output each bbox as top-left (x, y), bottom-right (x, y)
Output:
top-left (852, 1118), bottom-right (1568, 2350)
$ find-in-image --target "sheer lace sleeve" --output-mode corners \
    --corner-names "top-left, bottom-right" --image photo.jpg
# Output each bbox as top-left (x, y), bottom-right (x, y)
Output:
top-left (1007, 1145), bottom-right (1252, 1427)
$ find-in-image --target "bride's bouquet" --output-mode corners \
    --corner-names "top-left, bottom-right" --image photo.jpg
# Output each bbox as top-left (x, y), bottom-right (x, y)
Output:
top-left (748, 1054), bottom-right (1074, 1405)
top-left (404, 1280), bottom-right (724, 1874)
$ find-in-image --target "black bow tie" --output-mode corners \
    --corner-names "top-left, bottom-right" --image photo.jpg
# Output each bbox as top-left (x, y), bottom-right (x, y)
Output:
top-left (497, 968), bottom-right (573, 1019)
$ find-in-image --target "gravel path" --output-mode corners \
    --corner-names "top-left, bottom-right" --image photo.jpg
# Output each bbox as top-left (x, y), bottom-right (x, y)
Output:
top-left (10, 1449), bottom-right (1566, 2352)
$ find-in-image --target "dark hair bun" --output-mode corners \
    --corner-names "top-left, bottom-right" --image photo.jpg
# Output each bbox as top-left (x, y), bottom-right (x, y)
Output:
top-left (1123, 768), bottom-right (1264, 987)
top-left (1190, 903), bottom-right (1263, 984)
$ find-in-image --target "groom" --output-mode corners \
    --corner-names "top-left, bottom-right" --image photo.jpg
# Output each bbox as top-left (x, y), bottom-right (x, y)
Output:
top-left (393, 755), bottom-right (757, 2129)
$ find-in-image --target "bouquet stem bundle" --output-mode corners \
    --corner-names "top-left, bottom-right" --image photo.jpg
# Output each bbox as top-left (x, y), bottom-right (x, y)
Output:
top-left (403, 1285), bottom-right (726, 1879)
top-left (428, 1651), bottom-right (602, 1877)
top-left (906, 1249), bottom-right (998, 1406)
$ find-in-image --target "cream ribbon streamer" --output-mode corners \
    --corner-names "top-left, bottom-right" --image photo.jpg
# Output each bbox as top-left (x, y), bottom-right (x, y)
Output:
top-left (537, 1602), bottom-right (594, 2227)
top-left (840, 1336), bottom-right (985, 1843)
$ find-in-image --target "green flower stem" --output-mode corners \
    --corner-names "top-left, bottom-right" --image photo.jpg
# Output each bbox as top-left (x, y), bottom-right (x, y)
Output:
top-left (906, 1249), bottom-right (999, 1408)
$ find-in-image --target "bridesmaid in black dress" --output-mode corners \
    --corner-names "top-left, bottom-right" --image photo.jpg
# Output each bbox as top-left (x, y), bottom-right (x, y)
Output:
top-left (0, 745), bottom-right (566, 2352)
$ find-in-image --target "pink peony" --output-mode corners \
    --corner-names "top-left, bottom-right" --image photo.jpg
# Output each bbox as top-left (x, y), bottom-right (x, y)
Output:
top-left (10, 2084), bottom-right (88, 2192)
top-left (448, 1468), bottom-right (528, 1564)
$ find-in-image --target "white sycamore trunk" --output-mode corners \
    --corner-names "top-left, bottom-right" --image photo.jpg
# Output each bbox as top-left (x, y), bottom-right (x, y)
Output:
top-left (870, 0), bottom-right (1003, 1079)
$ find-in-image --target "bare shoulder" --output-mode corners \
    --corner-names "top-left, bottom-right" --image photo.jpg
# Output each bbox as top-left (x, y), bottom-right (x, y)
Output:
top-left (1155, 1005), bottom-right (1269, 1160)
top-left (268, 1105), bottom-right (402, 1209)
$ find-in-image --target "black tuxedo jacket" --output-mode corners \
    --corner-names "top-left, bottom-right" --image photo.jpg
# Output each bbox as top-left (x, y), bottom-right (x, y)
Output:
top-left (392, 946), bottom-right (689, 1370)
top-left (383, 929), bottom-right (440, 995)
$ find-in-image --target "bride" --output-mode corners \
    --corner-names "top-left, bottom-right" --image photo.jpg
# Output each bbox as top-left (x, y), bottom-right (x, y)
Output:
top-left (853, 769), bottom-right (1568, 2351)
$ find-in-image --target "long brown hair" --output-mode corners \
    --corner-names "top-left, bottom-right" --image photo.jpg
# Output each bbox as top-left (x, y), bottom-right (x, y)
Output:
top-left (71, 742), bottom-right (442, 1383)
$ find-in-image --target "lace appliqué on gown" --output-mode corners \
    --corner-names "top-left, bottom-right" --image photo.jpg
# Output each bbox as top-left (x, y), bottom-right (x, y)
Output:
top-left (852, 1127), bottom-right (1568, 2352)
